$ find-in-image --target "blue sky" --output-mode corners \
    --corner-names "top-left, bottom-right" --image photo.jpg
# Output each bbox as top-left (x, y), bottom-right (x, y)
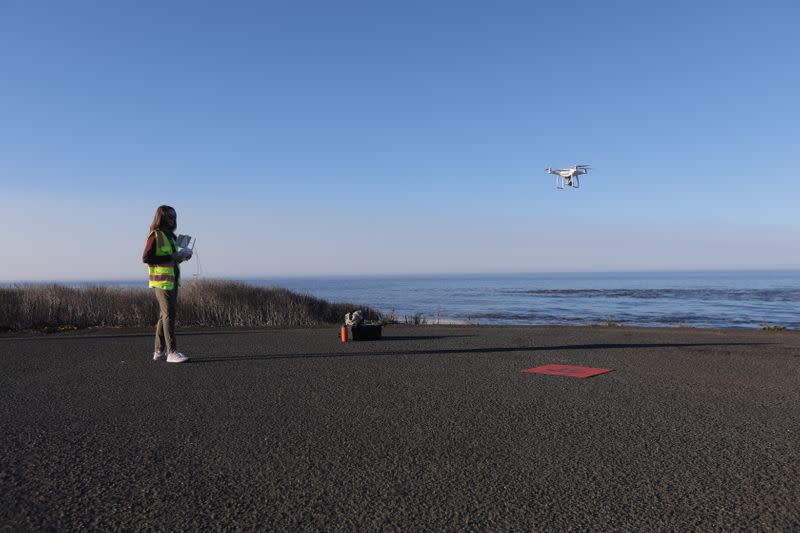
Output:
top-left (1, 0), bottom-right (798, 280)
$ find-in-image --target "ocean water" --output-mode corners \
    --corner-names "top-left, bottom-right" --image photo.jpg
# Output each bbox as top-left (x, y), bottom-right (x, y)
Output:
top-left (12, 271), bottom-right (800, 330)
top-left (253, 271), bottom-right (800, 330)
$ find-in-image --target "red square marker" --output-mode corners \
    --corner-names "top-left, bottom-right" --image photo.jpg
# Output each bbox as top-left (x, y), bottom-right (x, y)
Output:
top-left (522, 364), bottom-right (613, 378)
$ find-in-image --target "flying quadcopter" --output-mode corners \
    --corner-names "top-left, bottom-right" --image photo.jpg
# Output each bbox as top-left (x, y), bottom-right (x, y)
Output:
top-left (546, 164), bottom-right (592, 189)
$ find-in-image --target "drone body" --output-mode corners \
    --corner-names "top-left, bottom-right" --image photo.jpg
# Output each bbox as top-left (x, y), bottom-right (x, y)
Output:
top-left (546, 165), bottom-right (591, 189)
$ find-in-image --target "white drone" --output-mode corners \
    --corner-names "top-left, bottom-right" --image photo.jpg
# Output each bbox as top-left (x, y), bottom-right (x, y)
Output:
top-left (546, 164), bottom-right (591, 189)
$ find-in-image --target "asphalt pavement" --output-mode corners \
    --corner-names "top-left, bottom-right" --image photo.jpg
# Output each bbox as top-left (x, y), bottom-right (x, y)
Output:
top-left (1, 325), bottom-right (799, 530)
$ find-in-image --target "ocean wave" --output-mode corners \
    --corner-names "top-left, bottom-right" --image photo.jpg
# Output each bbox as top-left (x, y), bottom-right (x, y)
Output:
top-left (502, 288), bottom-right (800, 302)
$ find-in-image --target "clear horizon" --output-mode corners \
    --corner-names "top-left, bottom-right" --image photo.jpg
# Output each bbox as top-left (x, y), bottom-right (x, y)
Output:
top-left (4, 267), bottom-right (800, 285)
top-left (2, 1), bottom-right (798, 281)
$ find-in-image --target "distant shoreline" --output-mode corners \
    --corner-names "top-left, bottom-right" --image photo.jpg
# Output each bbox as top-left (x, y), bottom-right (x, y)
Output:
top-left (2, 323), bottom-right (796, 341)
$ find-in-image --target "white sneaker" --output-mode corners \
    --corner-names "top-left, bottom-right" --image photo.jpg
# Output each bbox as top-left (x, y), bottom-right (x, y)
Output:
top-left (153, 351), bottom-right (166, 361)
top-left (166, 352), bottom-right (189, 363)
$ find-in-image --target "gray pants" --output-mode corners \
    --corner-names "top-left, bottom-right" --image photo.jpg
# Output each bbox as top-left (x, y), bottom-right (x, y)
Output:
top-left (154, 288), bottom-right (178, 354)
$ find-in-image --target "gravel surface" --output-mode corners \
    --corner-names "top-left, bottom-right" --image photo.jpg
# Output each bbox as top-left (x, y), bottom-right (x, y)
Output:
top-left (1, 325), bottom-right (799, 530)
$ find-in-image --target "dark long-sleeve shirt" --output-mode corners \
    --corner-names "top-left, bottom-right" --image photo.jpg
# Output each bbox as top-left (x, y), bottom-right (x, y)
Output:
top-left (142, 230), bottom-right (176, 265)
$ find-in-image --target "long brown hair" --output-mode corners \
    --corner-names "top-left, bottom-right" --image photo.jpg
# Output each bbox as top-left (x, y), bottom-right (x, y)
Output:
top-left (150, 205), bottom-right (176, 232)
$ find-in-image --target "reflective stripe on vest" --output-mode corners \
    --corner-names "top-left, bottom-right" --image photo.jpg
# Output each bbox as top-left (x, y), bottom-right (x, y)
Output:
top-left (147, 230), bottom-right (177, 290)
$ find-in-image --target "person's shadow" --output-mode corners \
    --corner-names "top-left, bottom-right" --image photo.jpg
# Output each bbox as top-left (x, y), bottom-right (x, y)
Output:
top-left (189, 341), bottom-right (771, 364)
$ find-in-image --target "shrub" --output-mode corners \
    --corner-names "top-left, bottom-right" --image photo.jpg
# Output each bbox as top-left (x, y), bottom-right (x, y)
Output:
top-left (404, 313), bottom-right (427, 325)
top-left (0, 281), bottom-right (381, 332)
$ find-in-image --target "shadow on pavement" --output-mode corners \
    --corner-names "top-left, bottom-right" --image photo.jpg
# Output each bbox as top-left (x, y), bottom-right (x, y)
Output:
top-left (189, 342), bottom-right (772, 364)
top-left (379, 335), bottom-right (478, 341)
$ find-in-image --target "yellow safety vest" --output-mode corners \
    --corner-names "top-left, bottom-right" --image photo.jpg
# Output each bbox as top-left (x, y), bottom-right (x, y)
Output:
top-left (147, 230), bottom-right (178, 290)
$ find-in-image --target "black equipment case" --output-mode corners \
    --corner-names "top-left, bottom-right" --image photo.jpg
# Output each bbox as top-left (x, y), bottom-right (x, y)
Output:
top-left (347, 324), bottom-right (382, 341)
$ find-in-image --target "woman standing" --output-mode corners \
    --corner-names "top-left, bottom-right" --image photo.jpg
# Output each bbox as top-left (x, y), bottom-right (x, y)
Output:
top-left (142, 205), bottom-right (191, 363)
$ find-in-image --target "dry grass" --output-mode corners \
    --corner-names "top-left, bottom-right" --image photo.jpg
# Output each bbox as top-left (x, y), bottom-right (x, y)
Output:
top-left (0, 281), bottom-right (381, 332)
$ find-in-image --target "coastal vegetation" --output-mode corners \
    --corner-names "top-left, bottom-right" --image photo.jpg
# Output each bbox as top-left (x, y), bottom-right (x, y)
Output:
top-left (0, 281), bottom-right (382, 333)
